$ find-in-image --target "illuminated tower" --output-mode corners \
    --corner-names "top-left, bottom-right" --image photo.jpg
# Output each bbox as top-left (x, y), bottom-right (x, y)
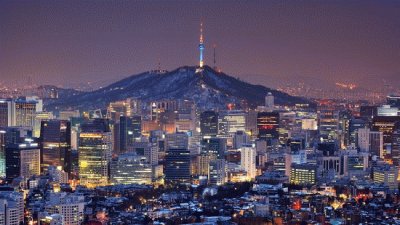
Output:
top-left (199, 22), bottom-right (205, 68)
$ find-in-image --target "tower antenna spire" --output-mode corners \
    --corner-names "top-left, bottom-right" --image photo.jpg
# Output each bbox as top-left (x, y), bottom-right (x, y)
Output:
top-left (199, 21), bottom-right (205, 68)
top-left (213, 44), bottom-right (216, 70)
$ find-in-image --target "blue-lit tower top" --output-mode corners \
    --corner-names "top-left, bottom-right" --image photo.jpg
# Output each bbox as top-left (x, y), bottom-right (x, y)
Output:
top-left (199, 22), bottom-right (205, 68)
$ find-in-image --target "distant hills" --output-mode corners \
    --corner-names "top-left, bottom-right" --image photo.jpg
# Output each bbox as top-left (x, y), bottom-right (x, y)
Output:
top-left (46, 65), bottom-right (312, 111)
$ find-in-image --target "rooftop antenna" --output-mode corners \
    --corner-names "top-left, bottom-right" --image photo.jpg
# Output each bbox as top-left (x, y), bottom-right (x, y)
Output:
top-left (213, 44), bottom-right (217, 70)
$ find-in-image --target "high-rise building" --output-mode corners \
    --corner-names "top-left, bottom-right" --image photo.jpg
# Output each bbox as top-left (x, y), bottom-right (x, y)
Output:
top-left (317, 103), bottom-right (339, 141)
top-left (119, 116), bottom-right (142, 153)
top-left (387, 95), bottom-right (400, 108)
top-left (209, 159), bottom-right (226, 185)
top-left (391, 122), bottom-right (400, 166)
top-left (196, 153), bottom-right (217, 176)
top-left (372, 116), bottom-right (400, 157)
top-left (110, 153), bottom-right (152, 185)
top-left (357, 127), bottom-right (383, 158)
top-left (240, 145), bottom-right (256, 180)
top-left (15, 98), bottom-right (39, 128)
top-left (245, 110), bottom-right (258, 137)
top-left (40, 120), bottom-right (71, 173)
top-left (0, 99), bottom-right (15, 127)
top-left (359, 106), bottom-right (377, 121)
top-left (0, 98), bottom-right (41, 128)
top-left (338, 111), bottom-right (351, 147)
top-left (129, 141), bottom-right (159, 166)
top-left (106, 98), bottom-right (140, 121)
top-left (285, 150), bottom-right (307, 177)
top-left (34, 111), bottom-right (54, 138)
top-left (265, 92), bottom-right (274, 109)
top-left (200, 111), bottom-right (218, 137)
top-left (165, 132), bottom-right (189, 150)
top-left (257, 112), bottom-right (279, 143)
top-left (373, 164), bottom-right (399, 190)
top-left (78, 119), bottom-right (112, 188)
top-left (0, 127), bottom-right (33, 178)
top-left (377, 105), bottom-right (399, 117)
top-left (201, 137), bottom-right (226, 159)
top-left (44, 192), bottom-right (85, 225)
top-left (233, 130), bottom-right (248, 149)
top-left (341, 150), bottom-right (369, 178)
top-left (0, 191), bottom-right (24, 225)
top-left (0, 128), bottom-right (6, 178)
top-left (59, 110), bottom-right (80, 121)
top-left (165, 148), bottom-right (191, 183)
top-left (349, 118), bottom-right (366, 146)
top-left (220, 110), bottom-right (246, 134)
top-left (5, 139), bottom-right (40, 182)
top-left (290, 163), bottom-right (317, 185)
top-left (279, 111), bottom-right (296, 144)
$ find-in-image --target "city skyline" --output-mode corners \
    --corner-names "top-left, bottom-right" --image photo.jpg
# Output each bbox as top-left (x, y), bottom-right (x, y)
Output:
top-left (1, 1), bottom-right (400, 89)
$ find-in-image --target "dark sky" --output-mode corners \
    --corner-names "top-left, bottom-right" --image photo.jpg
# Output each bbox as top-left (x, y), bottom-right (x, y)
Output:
top-left (1, 0), bottom-right (399, 89)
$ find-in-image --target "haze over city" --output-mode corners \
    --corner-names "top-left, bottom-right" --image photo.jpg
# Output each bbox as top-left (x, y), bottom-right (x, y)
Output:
top-left (1, 1), bottom-right (399, 89)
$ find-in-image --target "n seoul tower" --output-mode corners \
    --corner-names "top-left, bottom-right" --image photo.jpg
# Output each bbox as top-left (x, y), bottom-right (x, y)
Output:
top-left (199, 22), bottom-right (205, 68)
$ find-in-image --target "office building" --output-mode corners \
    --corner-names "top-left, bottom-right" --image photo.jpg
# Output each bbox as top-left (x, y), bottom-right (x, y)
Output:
top-left (240, 145), bottom-right (256, 180)
top-left (110, 153), bottom-right (152, 185)
top-left (201, 137), bottom-right (226, 159)
top-left (5, 139), bottom-right (40, 182)
top-left (220, 110), bottom-right (246, 134)
top-left (290, 164), bottom-right (317, 185)
top-left (233, 130), bottom-right (248, 149)
top-left (257, 111), bottom-right (279, 143)
top-left (372, 116), bottom-right (400, 157)
top-left (44, 192), bottom-right (85, 225)
top-left (165, 148), bottom-right (191, 182)
top-left (78, 119), bottom-right (112, 188)
top-left (200, 111), bottom-right (218, 137)
top-left (0, 191), bottom-right (24, 225)
top-left (208, 159), bottom-right (226, 185)
top-left (40, 120), bottom-right (71, 173)
top-left (373, 165), bottom-right (399, 190)
top-left (165, 132), bottom-right (189, 150)
top-left (387, 95), bottom-right (400, 108)
top-left (357, 127), bottom-right (383, 158)
top-left (317, 103), bottom-right (339, 141)
top-left (119, 115), bottom-right (142, 153)
top-left (265, 92), bottom-right (274, 109)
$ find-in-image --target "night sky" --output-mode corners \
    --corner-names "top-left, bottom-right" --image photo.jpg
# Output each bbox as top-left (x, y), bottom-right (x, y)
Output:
top-left (0, 1), bottom-right (399, 89)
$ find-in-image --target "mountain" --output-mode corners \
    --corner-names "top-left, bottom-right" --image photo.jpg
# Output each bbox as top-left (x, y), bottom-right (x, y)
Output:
top-left (46, 65), bottom-right (313, 111)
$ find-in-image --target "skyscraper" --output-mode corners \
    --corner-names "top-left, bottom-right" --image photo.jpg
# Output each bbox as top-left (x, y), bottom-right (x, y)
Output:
top-left (209, 159), bottom-right (226, 185)
top-left (78, 119), bottom-right (112, 188)
top-left (200, 111), bottom-right (218, 137)
top-left (119, 115), bottom-right (142, 153)
top-left (165, 132), bottom-right (189, 150)
top-left (165, 148), bottom-right (191, 183)
top-left (0, 99), bottom-right (14, 127)
top-left (201, 137), bottom-right (226, 159)
top-left (372, 116), bottom-right (400, 157)
top-left (257, 111), bottom-right (279, 144)
top-left (391, 122), bottom-right (400, 166)
top-left (318, 103), bottom-right (339, 141)
top-left (265, 92), bottom-right (274, 109)
top-left (5, 139), bottom-right (40, 182)
top-left (240, 145), bottom-right (256, 180)
top-left (110, 153), bottom-right (152, 185)
top-left (40, 120), bottom-right (71, 173)
top-left (15, 98), bottom-right (39, 128)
